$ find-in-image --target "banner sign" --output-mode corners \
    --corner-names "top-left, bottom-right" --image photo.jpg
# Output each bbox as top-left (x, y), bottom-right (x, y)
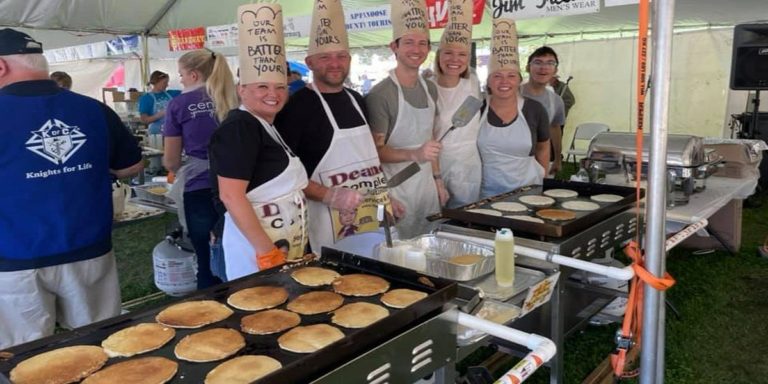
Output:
top-left (206, 24), bottom-right (238, 48)
top-left (427, 0), bottom-right (485, 28)
top-left (106, 35), bottom-right (139, 56)
top-left (345, 5), bottom-right (392, 32)
top-left (605, 0), bottom-right (641, 6)
top-left (168, 27), bottom-right (206, 51)
top-left (490, 0), bottom-right (599, 20)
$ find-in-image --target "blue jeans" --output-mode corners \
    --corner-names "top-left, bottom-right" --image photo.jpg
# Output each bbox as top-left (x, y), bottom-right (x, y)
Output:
top-left (183, 188), bottom-right (222, 289)
top-left (209, 237), bottom-right (227, 282)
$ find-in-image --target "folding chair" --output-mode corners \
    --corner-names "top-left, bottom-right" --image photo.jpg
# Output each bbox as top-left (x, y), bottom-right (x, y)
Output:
top-left (565, 123), bottom-right (610, 166)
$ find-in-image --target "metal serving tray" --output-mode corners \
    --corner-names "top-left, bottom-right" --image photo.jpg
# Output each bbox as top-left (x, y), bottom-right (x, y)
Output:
top-left (441, 179), bottom-right (643, 238)
top-left (133, 181), bottom-right (173, 205)
top-left (587, 132), bottom-right (707, 167)
top-left (374, 235), bottom-right (495, 281)
top-left (0, 248), bottom-right (457, 384)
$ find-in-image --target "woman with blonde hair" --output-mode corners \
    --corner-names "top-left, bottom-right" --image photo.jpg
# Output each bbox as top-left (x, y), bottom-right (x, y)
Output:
top-left (163, 49), bottom-right (237, 288)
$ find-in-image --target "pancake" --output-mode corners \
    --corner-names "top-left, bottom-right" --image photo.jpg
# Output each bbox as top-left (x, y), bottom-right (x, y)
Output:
top-left (490, 202), bottom-right (527, 212)
top-left (331, 302), bottom-right (389, 328)
top-left (277, 324), bottom-right (344, 353)
top-left (591, 193), bottom-right (623, 203)
top-left (504, 215), bottom-right (545, 224)
top-left (466, 208), bottom-right (503, 216)
top-left (536, 208), bottom-right (577, 221)
top-left (543, 188), bottom-right (579, 198)
top-left (241, 309), bottom-right (301, 335)
top-left (205, 355), bottom-right (282, 384)
top-left (174, 328), bottom-right (245, 363)
top-left (227, 286), bottom-right (288, 311)
top-left (518, 195), bottom-right (555, 206)
top-left (449, 254), bottom-right (484, 265)
top-left (380, 288), bottom-right (429, 308)
top-left (561, 200), bottom-right (600, 211)
top-left (332, 274), bottom-right (390, 297)
top-left (10, 345), bottom-right (108, 384)
top-left (156, 300), bottom-right (233, 328)
top-left (287, 291), bottom-right (344, 315)
top-left (290, 267), bottom-right (340, 287)
top-left (81, 357), bottom-right (177, 384)
top-left (101, 323), bottom-right (175, 357)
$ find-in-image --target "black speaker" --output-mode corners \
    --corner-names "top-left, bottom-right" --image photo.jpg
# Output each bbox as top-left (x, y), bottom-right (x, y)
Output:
top-left (730, 23), bottom-right (768, 90)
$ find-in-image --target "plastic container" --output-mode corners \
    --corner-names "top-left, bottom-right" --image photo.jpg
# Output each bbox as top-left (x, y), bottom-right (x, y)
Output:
top-left (494, 228), bottom-right (515, 287)
top-left (153, 235), bottom-right (197, 296)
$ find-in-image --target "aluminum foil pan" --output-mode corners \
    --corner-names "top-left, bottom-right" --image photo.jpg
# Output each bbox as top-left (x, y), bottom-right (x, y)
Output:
top-left (374, 235), bottom-right (494, 281)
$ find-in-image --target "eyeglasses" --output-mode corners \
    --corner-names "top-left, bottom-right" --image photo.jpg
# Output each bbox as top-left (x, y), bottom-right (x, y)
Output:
top-left (530, 60), bottom-right (558, 68)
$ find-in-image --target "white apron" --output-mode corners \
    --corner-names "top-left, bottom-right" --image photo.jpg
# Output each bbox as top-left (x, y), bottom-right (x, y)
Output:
top-left (477, 98), bottom-right (544, 198)
top-left (307, 86), bottom-right (390, 251)
top-left (382, 70), bottom-right (440, 239)
top-left (433, 75), bottom-right (482, 208)
top-left (224, 111), bottom-right (309, 280)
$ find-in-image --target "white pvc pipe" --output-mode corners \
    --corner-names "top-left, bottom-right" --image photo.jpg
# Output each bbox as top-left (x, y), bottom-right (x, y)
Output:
top-left (456, 312), bottom-right (556, 384)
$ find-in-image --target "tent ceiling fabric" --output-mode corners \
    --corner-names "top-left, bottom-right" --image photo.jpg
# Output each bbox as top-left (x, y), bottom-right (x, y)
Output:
top-left (0, 0), bottom-right (766, 49)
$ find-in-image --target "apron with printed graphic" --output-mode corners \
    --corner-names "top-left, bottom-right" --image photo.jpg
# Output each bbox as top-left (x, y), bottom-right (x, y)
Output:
top-left (382, 70), bottom-right (440, 239)
top-left (477, 98), bottom-right (544, 198)
top-left (307, 86), bottom-right (390, 251)
top-left (434, 75), bottom-right (482, 208)
top-left (223, 111), bottom-right (309, 281)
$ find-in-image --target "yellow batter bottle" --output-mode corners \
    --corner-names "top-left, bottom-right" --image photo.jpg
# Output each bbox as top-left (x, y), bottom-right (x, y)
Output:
top-left (494, 228), bottom-right (515, 287)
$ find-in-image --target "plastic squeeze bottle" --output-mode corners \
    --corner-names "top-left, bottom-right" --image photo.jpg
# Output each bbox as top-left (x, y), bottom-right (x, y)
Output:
top-left (494, 228), bottom-right (515, 287)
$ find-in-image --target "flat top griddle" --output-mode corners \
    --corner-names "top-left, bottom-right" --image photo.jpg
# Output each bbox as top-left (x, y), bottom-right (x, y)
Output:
top-left (442, 179), bottom-right (643, 238)
top-left (0, 248), bottom-right (457, 384)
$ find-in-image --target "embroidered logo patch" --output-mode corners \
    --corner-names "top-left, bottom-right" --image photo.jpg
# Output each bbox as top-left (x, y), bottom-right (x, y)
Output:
top-left (25, 119), bottom-right (87, 164)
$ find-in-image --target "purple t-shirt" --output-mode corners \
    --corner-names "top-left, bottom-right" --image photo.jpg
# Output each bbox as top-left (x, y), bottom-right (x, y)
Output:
top-left (163, 86), bottom-right (217, 191)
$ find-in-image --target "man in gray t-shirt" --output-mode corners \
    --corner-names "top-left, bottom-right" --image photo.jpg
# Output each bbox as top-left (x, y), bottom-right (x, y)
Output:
top-left (522, 46), bottom-right (566, 176)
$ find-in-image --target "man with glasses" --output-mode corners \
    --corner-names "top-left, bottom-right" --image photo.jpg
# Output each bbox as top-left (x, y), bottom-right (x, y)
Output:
top-left (522, 46), bottom-right (566, 176)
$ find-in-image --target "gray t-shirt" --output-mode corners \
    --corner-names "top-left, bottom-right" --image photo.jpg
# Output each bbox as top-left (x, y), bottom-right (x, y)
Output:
top-left (521, 84), bottom-right (565, 126)
top-left (365, 76), bottom-right (439, 141)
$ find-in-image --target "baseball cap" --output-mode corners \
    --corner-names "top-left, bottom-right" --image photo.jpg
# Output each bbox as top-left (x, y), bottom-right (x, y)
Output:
top-left (0, 28), bottom-right (43, 56)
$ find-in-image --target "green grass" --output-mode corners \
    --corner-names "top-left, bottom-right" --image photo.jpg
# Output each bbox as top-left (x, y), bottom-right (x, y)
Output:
top-left (111, 177), bottom-right (768, 383)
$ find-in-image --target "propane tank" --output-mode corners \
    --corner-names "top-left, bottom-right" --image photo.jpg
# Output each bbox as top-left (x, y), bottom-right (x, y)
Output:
top-left (153, 230), bottom-right (197, 296)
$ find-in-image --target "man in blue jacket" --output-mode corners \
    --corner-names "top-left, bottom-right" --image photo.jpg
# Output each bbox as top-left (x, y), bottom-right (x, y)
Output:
top-left (0, 29), bottom-right (143, 349)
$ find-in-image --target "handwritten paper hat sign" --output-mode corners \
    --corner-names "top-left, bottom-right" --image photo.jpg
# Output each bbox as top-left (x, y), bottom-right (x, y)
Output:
top-left (238, 3), bottom-right (286, 85)
top-left (308, 0), bottom-right (349, 56)
top-left (439, 0), bottom-right (474, 51)
top-left (390, 0), bottom-right (429, 41)
top-left (488, 18), bottom-right (519, 74)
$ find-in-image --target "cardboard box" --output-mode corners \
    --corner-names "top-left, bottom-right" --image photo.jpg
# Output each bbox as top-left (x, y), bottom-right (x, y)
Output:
top-left (112, 91), bottom-right (141, 102)
top-left (706, 143), bottom-right (761, 179)
top-left (680, 199), bottom-right (742, 252)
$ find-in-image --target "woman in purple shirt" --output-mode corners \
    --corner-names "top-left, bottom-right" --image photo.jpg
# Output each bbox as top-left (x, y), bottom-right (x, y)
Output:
top-left (163, 49), bottom-right (237, 289)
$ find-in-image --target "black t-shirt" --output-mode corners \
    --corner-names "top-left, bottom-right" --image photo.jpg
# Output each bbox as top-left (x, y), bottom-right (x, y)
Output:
top-left (209, 109), bottom-right (289, 193)
top-left (275, 87), bottom-right (368, 176)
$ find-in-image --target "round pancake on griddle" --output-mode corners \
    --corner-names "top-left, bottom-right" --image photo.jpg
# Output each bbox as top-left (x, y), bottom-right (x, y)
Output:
top-left (241, 309), bottom-right (301, 335)
top-left (174, 328), bottom-right (245, 362)
top-left (81, 356), bottom-right (177, 384)
top-left (332, 274), bottom-right (390, 297)
top-left (101, 323), bottom-right (175, 357)
top-left (591, 193), bottom-right (623, 203)
top-left (504, 215), bottom-right (545, 224)
top-left (290, 267), bottom-right (340, 287)
top-left (277, 324), bottom-right (345, 353)
top-left (466, 208), bottom-right (503, 216)
top-left (381, 288), bottom-right (428, 308)
top-left (331, 302), bottom-right (389, 328)
top-left (519, 195), bottom-right (556, 206)
top-left (561, 200), bottom-right (600, 211)
top-left (543, 188), bottom-right (579, 198)
top-left (10, 345), bottom-right (108, 384)
top-left (490, 201), bottom-right (527, 212)
top-left (287, 291), bottom-right (344, 315)
top-left (205, 355), bottom-right (282, 384)
top-left (227, 286), bottom-right (288, 311)
top-left (536, 208), bottom-right (577, 221)
top-left (156, 300), bottom-right (233, 328)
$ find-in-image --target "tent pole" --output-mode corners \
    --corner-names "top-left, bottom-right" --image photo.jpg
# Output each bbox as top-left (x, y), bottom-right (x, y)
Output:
top-left (141, 33), bottom-right (150, 91)
top-left (640, 0), bottom-right (676, 383)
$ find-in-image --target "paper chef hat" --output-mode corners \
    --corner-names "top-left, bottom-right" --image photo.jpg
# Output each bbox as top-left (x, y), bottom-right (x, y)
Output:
top-left (488, 18), bottom-right (520, 74)
top-left (238, 3), bottom-right (287, 85)
top-left (308, 0), bottom-right (349, 56)
top-left (439, 0), bottom-right (473, 51)
top-left (390, 0), bottom-right (429, 41)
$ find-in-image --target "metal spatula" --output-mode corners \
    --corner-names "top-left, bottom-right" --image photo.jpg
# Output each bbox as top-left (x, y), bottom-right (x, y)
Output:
top-left (438, 95), bottom-right (483, 142)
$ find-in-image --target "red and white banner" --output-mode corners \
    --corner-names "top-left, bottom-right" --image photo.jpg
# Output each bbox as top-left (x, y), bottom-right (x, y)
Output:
top-left (427, 0), bottom-right (485, 28)
top-left (168, 27), bottom-right (206, 51)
